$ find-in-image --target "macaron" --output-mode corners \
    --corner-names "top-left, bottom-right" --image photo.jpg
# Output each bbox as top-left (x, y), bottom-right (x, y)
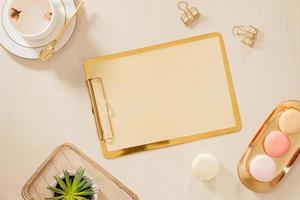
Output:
top-left (278, 109), bottom-right (300, 135)
top-left (192, 153), bottom-right (219, 180)
top-left (264, 130), bottom-right (291, 157)
top-left (249, 154), bottom-right (276, 182)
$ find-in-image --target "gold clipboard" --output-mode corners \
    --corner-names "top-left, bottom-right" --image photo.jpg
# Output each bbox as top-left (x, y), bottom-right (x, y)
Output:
top-left (84, 32), bottom-right (242, 159)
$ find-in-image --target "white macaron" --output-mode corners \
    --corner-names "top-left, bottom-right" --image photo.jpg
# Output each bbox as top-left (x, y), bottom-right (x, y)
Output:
top-left (192, 153), bottom-right (219, 180)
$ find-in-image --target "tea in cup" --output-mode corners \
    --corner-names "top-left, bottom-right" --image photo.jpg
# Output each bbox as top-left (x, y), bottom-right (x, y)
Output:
top-left (7, 0), bottom-right (57, 40)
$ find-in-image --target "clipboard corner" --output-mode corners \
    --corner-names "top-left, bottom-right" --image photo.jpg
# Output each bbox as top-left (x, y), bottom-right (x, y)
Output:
top-left (83, 59), bottom-right (93, 79)
top-left (212, 32), bottom-right (224, 39)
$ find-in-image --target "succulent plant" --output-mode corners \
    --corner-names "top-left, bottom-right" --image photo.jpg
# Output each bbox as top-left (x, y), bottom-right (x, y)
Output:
top-left (46, 167), bottom-right (96, 200)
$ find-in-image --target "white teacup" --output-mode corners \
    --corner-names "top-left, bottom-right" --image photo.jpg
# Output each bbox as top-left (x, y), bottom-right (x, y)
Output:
top-left (7, 0), bottom-right (57, 40)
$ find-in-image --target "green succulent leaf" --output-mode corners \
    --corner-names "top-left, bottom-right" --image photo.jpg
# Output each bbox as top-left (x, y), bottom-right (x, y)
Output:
top-left (54, 176), bottom-right (68, 191)
top-left (47, 186), bottom-right (66, 195)
top-left (71, 168), bottom-right (85, 192)
top-left (78, 180), bottom-right (93, 192)
top-left (63, 170), bottom-right (72, 190)
top-left (73, 190), bottom-right (95, 196)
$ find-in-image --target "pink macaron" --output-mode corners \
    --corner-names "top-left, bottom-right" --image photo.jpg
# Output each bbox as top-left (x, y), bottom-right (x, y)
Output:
top-left (264, 130), bottom-right (291, 157)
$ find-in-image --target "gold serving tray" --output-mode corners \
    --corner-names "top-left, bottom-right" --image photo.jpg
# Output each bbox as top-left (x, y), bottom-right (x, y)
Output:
top-left (238, 100), bottom-right (300, 192)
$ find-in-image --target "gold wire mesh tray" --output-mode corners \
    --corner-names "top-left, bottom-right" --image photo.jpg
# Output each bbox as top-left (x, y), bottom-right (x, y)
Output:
top-left (22, 143), bottom-right (139, 200)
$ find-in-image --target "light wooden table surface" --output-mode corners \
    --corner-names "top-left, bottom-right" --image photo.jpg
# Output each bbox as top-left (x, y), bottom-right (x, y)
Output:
top-left (1, 0), bottom-right (300, 199)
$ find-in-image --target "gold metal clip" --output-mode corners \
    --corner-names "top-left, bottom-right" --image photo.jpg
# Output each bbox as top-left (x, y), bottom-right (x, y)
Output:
top-left (86, 77), bottom-right (114, 142)
top-left (233, 25), bottom-right (258, 47)
top-left (177, 1), bottom-right (200, 26)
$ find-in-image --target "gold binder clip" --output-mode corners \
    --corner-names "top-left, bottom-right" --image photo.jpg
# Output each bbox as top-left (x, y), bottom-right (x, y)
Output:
top-left (86, 77), bottom-right (114, 142)
top-left (233, 25), bottom-right (258, 47)
top-left (177, 1), bottom-right (200, 26)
